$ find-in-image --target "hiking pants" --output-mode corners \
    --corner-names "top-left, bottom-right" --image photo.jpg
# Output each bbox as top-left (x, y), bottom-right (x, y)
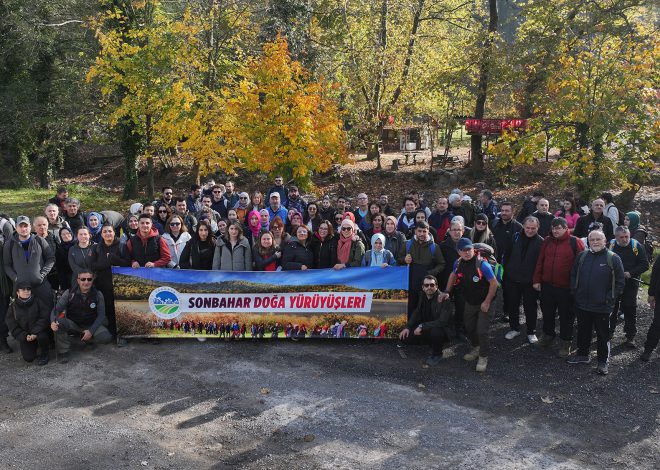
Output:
top-left (505, 280), bottom-right (539, 334)
top-left (540, 284), bottom-right (574, 340)
top-left (609, 280), bottom-right (638, 340)
top-left (463, 301), bottom-right (492, 357)
top-left (576, 308), bottom-right (610, 363)
top-left (17, 332), bottom-right (50, 362)
top-left (55, 319), bottom-right (112, 353)
top-left (644, 300), bottom-right (660, 353)
top-left (403, 327), bottom-right (449, 356)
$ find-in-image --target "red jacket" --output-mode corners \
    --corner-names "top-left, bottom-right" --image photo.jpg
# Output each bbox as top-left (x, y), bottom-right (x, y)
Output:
top-left (533, 232), bottom-right (584, 289)
top-left (126, 227), bottom-right (172, 267)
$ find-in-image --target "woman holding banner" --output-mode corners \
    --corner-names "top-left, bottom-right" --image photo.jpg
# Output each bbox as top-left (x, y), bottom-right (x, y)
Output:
top-left (333, 219), bottom-right (365, 270)
top-left (311, 220), bottom-right (338, 269)
top-left (212, 221), bottom-right (252, 271)
top-left (282, 226), bottom-right (314, 270)
top-left (179, 220), bottom-right (215, 270)
top-left (253, 231), bottom-right (282, 271)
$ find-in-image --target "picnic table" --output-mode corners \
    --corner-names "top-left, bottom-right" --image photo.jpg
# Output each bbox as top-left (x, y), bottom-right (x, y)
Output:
top-left (434, 153), bottom-right (461, 167)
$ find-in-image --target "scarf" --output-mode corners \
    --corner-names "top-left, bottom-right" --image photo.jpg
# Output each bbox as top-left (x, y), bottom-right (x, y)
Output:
top-left (87, 211), bottom-right (103, 238)
top-left (337, 230), bottom-right (353, 264)
top-left (626, 211), bottom-right (640, 232)
top-left (247, 210), bottom-right (261, 238)
top-left (236, 192), bottom-right (250, 210)
top-left (259, 209), bottom-right (270, 230)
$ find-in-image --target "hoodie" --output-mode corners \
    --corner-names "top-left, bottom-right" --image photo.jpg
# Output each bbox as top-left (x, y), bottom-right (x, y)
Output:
top-left (126, 227), bottom-right (172, 267)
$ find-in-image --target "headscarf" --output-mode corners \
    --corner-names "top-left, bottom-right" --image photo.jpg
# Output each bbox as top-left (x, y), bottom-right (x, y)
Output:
top-left (124, 214), bottom-right (139, 238)
top-left (385, 216), bottom-right (398, 234)
top-left (343, 211), bottom-right (356, 224)
top-left (129, 202), bottom-right (143, 215)
top-left (626, 211), bottom-right (640, 232)
top-left (86, 211), bottom-right (103, 238)
top-left (337, 220), bottom-right (354, 264)
top-left (247, 210), bottom-right (261, 238)
top-left (58, 226), bottom-right (75, 249)
top-left (236, 192), bottom-right (250, 210)
top-left (259, 209), bottom-right (270, 230)
top-left (369, 233), bottom-right (386, 266)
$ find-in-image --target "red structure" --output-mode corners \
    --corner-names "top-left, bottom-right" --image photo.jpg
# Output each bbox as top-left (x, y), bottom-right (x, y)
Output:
top-left (464, 118), bottom-right (527, 135)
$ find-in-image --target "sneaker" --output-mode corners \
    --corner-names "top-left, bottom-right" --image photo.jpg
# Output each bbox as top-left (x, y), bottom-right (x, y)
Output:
top-left (476, 356), bottom-right (488, 372)
top-left (116, 338), bottom-right (129, 348)
top-left (618, 313), bottom-right (624, 321)
top-left (425, 355), bottom-right (443, 367)
top-left (463, 346), bottom-right (480, 361)
top-left (623, 338), bottom-right (636, 349)
top-left (37, 354), bottom-right (49, 366)
top-left (640, 350), bottom-right (652, 362)
top-left (505, 330), bottom-right (520, 340)
top-left (527, 334), bottom-right (539, 344)
top-left (558, 340), bottom-right (572, 358)
top-left (597, 362), bottom-right (609, 375)
top-left (567, 354), bottom-right (590, 364)
top-left (537, 334), bottom-right (555, 348)
top-left (58, 352), bottom-right (70, 364)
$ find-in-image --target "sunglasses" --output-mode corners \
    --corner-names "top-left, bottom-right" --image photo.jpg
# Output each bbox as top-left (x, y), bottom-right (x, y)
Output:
top-left (164, 193), bottom-right (173, 196)
top-left (169, 222), bottom-right (181, 226)
top-left (79, 277), bottom-right (93, 282)
top-left (213, 190), bottom-right (222, 194)
top-left (240, 197), bottom-right (248, 200)
top-left (158, 210), bottom-right (168, 213)
top-left (341, 227), bottom-right (352, 231)
top-left (475, 221), bottom-right (487, 226)
top-left (423, 283), bottom-right (436, 288)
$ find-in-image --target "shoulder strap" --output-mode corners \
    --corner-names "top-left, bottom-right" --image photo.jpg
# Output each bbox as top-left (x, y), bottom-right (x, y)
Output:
top-left (609, 240), bottom-right (615, 250)
top-left (569, 236), bottom-right (577, 257)
top-left (406, 239), bottom-right (413, 254)
top-left (630, 239), bottom-right (639, 256)
top-left (575, 251), bottom-right (587, 289)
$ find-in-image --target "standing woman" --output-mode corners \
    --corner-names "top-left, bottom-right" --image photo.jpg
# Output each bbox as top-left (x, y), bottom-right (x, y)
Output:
top-left (362, 233), bottom-right (396, 267)
top-left (87, 212), bottom-right (104, 244)
top-left (310, 220), bottom-right (338, 269)
top-left (120, 214), bottom-right (139, 243)
top-left (383, 216), bottom-right (407, 264)
top-left (155, 205), bottom-right (171, 234)
top-left (304, 202), bottom-right (323, 233)
top-left (179, 220), bottom-right (215, 270)
top-left (68, 227), bottom-right (96, 286)
top-left (212, 221), bottom-right (252, 271)
top-left (288, 211), bottom-right (303, 236)
top-left (363, 213), bottom-right (385, 248)
top-left (359, 202), bottom-right (382, 233)
top-left (625, 211), bottom-right (648, 245)
top-left (333, 220), bottom-right (365, 270)
top-left (282, 225), bottom-right (314, 270)
top-left (245, 210), bottom-right (262, 247)
top-left (270, 217), bottom-right (290, 248)
top-left (555, 198), bottom-right (580, 231)
top-left (253, 231), bottom-right (282, 271)
top-left (250, 191), bottom-right (265, 212)
top-left (259, 209), bottom-right (270, 231)
top-left (162, 215), bottom-right (192, 268)
top-left (234, 192), bottom-right (251, 223)
top-left (56, 227), bottom-right (75, 291)
top-left (90, 223), bottom-right (131, 337)
top-left (470, 213), bottom-right (498, 258)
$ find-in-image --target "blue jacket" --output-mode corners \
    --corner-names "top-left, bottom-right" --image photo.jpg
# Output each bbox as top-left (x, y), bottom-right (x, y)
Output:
top-left (266, 206), bottom-right (288, 224)
top-left (571, 249), bottom-right (625, 314)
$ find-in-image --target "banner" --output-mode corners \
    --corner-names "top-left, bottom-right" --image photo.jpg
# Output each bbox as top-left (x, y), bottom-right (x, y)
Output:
top-left (113, 266), bottom-right (408, 339)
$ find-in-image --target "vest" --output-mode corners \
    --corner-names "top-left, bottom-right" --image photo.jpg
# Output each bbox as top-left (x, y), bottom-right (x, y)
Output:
top-left (130, 234), bottom-right (161, 266)
top-left (67, 289), bottom-right (100, 327)
top-left (455, 256), bottom-right (490, 306)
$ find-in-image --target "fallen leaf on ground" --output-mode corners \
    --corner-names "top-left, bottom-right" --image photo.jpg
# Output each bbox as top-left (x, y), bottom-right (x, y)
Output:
top-left (303, 434), bottom-right (315, 442)
top-left (260, 387), bottom-right (271, 395)
top-left (418, 383), bottom-right (426, 389)
top-left (541, 396), bottom-right (554, 404)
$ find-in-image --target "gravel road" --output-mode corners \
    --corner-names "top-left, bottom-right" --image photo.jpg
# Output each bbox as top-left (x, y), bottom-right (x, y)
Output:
top-left (0, 306), bottom-right (658, 469)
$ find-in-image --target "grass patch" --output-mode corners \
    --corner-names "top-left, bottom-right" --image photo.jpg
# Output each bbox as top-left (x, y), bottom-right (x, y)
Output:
top-left (0, 184), bottom-right (126, 219)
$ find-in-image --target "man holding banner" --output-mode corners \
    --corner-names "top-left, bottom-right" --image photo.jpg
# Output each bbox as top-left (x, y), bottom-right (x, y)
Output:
top-left (399, 275), bottom-right (453, 366)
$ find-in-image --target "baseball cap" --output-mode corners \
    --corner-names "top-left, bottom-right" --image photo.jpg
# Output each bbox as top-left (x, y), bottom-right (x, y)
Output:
top-left (457, 238), bottom-right (473, 251)
top-left (16, 215), bottom-right (30, 226)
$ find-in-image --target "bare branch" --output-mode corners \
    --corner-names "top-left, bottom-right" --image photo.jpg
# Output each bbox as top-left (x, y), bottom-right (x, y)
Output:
top-left (38, 20), bottom-right (84, 27)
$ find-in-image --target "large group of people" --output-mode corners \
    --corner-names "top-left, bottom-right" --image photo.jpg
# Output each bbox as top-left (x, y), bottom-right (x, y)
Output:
top-left (0, 179), bottom-right (657, 374)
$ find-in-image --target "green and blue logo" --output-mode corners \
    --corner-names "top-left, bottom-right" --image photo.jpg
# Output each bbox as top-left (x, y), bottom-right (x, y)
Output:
top-left (149, 287), bottom-right (181, 319)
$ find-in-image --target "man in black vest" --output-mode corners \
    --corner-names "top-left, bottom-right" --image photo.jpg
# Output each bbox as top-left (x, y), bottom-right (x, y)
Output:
top-left (126, 215), bottom-right (171, 268)
top-left (50, 269), bottom-right (112, 362)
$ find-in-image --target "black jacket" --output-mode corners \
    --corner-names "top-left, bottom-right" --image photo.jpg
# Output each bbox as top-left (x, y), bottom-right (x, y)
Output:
top-left (532, 211), bottom-right (555, 238)
top-left (504, 233), bottom-right (544, 284)
top-left (90, 240), bottom-right (131, 292)
top-left (6, 296), bottom-right (50, 342)
top-left (573, 213), bottom-right (615, 241)
top-left (610, 240), bottom-right (649, 283)
top-left (310, 234), bottom-right (338, 269)
top-left (179, 237), bottom-right (215, 270)
top-left (407, 290), bottom-right (454, 335)
top-left (571, 249), bottom-right (625, 314)
top-left (491, 218), bottom-right (522, 263)
top-left (282, 239), bottom-right (314, 270)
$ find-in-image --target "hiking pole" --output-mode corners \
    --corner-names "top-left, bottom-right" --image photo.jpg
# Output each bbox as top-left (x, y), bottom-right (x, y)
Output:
top-left (631, 278), bottom-right (650, 286)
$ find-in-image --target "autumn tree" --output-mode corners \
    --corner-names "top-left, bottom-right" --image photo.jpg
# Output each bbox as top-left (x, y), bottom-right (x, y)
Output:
top-left (183, 36), bottom-right (347, 187)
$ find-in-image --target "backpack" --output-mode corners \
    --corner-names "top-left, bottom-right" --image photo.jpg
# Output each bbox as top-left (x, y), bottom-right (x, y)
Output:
top-left (472, 243), bottom-right (504, 285)
top-left (609, 237), bottom-right (653, 264)
top-left (406, 239), bottom-right (436, 257)
top-left (574, 249), bottom-right (616, 297)
top-left (605, 205), bottom-right (625, 227)
top-left (0, 215), bottom-right (16, 235)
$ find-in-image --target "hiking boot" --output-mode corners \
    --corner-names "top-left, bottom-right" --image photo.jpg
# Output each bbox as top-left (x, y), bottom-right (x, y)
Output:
top-left (0, 338), bottom-right (12, 354)
top-left (596, 362), bottom-right (609, 375)
top-left (640, 350), bottom-right (652, 362)
top-left (558, 340), bottom-right (572, 358)
top-left (475, 356), bottom-right (488, 372)
top-left (425, 355), bottom-right (443, 367)
top-left (463, 346), bottom-right (480, 361)
top-left (37, 354), bottom-right (49, 366)
top-left (618, 313), bottom-right (624, 321)
top-left (566, 354), bottom-right (590, 364)
top-left (505, 330), bottom-right (520, 340)
top-left (58, 352), bottom-right (70, 364)
top-left (498, 316), bottom-right (509, 323)
top-left (537, 334), bottom-right (555, 348)
top-left (455, 333), bottom-right (469, 344)
top-left (623, 338), bottom-right (636, 349)
top-left (527, 334), bottom-right (539, 344)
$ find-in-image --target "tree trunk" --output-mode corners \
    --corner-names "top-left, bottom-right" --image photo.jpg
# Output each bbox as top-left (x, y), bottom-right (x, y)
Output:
top-left (192, 160), bottom-right (201, 185)
top-left (145, 114), bottom-right (154, 200)
top-left (119, 120), bottom-right (141, 200)
top-left (470, 0), bottom-right (498, 175)
top-left (616, 187), bottom-right (639, 214)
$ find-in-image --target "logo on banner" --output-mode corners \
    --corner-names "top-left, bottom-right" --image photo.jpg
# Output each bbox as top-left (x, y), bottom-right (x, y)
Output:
top-left (149, 287), bottom-right (181, 319)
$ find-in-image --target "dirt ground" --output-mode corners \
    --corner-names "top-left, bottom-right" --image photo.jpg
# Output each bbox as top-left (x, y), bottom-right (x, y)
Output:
top-left (0, 303), bottom-right (658, 470)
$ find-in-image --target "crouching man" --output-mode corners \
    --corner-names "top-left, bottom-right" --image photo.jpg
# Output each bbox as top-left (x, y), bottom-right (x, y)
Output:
top-left (399, 275), bottom-right (453, 366)
top-left (5, 281), bottom-right (51, 365)
top-left (51, 269), bottom-right (112, 362)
